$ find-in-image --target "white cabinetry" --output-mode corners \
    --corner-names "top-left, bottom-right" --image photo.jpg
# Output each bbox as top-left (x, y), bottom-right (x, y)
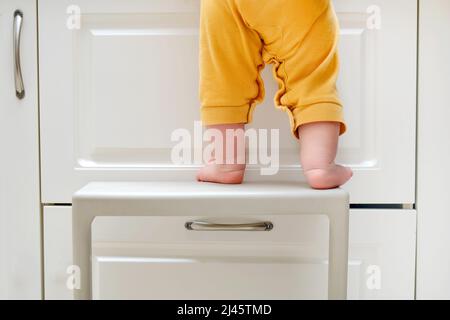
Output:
top-left (36, 0), bottom-right (419, 300)
top-left (38, 0), bottom-right (417, 204)
top-left (0, 0), bottom-right (41, 299)
top-left (44, 207), bottom-right (416, 300)
top-left (0, 0), bottom-right (424, 301)
top-left (416, 0), bottom-right (450, 299)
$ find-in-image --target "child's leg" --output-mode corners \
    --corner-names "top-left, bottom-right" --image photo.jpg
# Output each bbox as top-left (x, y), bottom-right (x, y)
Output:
top-left (197, 124), bottom-right (246, 184)
top-left (198, 0), bottom-right (264, 184)
top-left (250, 0), bottom-right (353, 188)
top-left (298, 122), bottom-right (353, 189)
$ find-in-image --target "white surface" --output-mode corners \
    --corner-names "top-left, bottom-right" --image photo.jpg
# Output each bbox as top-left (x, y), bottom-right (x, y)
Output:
top-left (0, 0), bottom-right (41, 299)
top-left (349, 210), bottom-right (416, 299)
top-left (39, 0), bottom-right (417, 204)
top-left (92, 215), bottom-right (330, 300)
top-left (416, 0), bottom-right (450, 300)
top-left (44, 207), bottom-right (415, 300)
top-left (72, 181), bottom-right (349, 299)
top-left (73, 180), bottom-right (345, 199)
top-left (43, 207), bottom-right (74, 300)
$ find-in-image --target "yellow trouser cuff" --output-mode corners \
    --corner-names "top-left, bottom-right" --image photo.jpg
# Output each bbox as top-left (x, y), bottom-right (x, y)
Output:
top-left (291, 102), bottom-right (347, 139)
top-left (201, 104), bottom-right (254, 126)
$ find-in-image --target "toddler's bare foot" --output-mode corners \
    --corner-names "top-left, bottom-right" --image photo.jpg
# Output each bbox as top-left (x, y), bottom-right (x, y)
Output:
top-left (197, 163), bottom-right (246, 184)
top-left (197, 123), bottom-right (246, 184)
top-left (303, 163), bottom-right (353, 189)
top-left (298, 122), bottom-right (353, 190)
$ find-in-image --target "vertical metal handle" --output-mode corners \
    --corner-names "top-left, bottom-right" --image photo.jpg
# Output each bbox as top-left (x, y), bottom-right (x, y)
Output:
top-left (13, 10), bottom-right (25, 99)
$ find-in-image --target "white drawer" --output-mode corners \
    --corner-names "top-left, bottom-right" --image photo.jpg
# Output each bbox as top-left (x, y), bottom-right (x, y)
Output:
top-left (91, 215), bottom-right (330, 299)
top-left (44, 207), bottom-right (416, 300)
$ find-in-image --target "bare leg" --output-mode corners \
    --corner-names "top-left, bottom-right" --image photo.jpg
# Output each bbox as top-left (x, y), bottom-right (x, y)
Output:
top-left (197, 124), bottom-right (246, 184)
top-left (298, 122), bottom-right (353, 189)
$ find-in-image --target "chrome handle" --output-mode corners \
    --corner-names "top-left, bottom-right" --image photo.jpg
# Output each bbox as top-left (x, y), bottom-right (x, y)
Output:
top-left (13, 10), bottom-right (25, 99)
top-left (185, 220), bottom-right (273, 231)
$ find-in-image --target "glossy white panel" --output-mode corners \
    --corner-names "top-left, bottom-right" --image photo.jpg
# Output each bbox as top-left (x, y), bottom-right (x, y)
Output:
top-left (39, 0), bottom-right (417, 204)
top-left (43, 207), bottom-right (74, 300)
top-left (74, 14), bottom-right (200, 166)
top-left (42, 207), bottom-right (416, 300)
top-left (416, 0), bottom-right (450, 300)
top-left (92, 215), bottom-right (330, 299)
top-left (0, 0), bottom-right (41, 299)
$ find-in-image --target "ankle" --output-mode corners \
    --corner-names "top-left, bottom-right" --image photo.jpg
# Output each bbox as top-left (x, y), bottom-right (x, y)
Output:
top-left (203, 123), bottom-right (247, 166)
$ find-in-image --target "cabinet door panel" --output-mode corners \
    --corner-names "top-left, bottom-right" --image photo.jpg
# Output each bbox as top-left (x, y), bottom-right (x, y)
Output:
top-left (39, 0), bottom-right (417, 204)
top-left (416, 0), bottom-right (450, 299)
top-left (43, 207), bottom-right (416, 300)
top-left (0, 0), bottom-right (41, 299)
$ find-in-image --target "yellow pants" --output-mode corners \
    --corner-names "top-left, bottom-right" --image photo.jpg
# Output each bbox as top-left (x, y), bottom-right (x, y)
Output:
top-left (199, 0), bottom-right (346, 138)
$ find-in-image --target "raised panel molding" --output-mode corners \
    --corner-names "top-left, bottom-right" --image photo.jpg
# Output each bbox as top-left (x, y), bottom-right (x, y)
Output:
top-left (73, 14), bottom-right (200, 167)
top-left (337, 12), bottom-right (377, 167)
top-left (70, 11), bottom-right (378, 170)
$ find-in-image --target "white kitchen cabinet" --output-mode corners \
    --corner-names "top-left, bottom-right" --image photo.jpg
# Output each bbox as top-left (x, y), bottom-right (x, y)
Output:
top-left (43, 207), bottom-right (416, 300)
top-left (38, 0), bottom-right (417, 205)
top-left (43, 206), bottom-right (74, 300)
top-left (416, 0), bottom-right (450, 300)
top-left (0, 0), bottom-right (41, 299)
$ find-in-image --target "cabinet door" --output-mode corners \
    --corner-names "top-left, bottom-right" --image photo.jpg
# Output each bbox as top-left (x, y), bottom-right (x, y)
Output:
top-left (416, 0), bottom-right (450, 300)
top-left (43, 207), bottom-right (416, 300)
top-left (39, 0), bottom-right (417, 204)
top-left (0, 0), bottom-right (41, 299)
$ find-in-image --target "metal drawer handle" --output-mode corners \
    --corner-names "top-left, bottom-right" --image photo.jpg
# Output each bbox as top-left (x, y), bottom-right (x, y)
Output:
top-left (13, 10), bottom-right (25, 99)
top-left (185, 221), bottom-right (273, 231)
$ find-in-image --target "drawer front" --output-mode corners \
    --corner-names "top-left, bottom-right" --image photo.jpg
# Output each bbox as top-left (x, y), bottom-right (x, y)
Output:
top-left (44, 207), bottom-right (416, 300)
top-left (92, 215), bottom-right (330, 300)
top-left (39, 0), bottom-right (417, 204)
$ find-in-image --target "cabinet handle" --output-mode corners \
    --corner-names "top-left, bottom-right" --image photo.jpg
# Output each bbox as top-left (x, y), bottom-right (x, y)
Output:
top-left (13, 10), bottom-right (25, 99)
top-left (185, 220), bottom-right (273, 231)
